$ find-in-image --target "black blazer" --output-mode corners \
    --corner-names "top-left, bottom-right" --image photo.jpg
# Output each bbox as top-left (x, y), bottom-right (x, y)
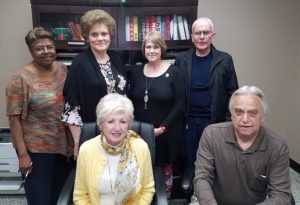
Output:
top-left (63, 48), bottom-right (127, 123)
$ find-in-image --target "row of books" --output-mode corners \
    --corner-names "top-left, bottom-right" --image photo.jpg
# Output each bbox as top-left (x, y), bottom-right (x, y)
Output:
top-left (49, 14), bottom-right (190, 42)
top-left (125, 15), bottom-right (190, 42)
top-left (65, 21), bottom-right (85, 41)
top-left (47, 21), bottom-right (85, 41)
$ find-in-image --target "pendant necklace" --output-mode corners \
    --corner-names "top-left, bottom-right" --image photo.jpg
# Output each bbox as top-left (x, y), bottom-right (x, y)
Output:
top-left (144, 76), bottom-right (154, 110)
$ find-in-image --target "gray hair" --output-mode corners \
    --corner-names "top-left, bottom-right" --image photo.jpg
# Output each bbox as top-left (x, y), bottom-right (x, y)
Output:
top-left (229, 85), bottom-right (269, 114)
top-left (96, 93), bottom-right (134, 128)
top-left (192, 17), bottom-right (215, 33)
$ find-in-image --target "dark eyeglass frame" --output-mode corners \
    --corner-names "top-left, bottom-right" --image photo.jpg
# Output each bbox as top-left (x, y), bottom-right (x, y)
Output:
top-left (192, 31), bottom-right (212, 37)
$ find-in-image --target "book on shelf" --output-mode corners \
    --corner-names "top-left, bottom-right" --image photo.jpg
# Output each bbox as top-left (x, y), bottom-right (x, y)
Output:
top-left (129, 16), bottom-right (134, 41)
top-left (66, 21), bottom-right (80, 40)
top-left (145, 16), bottom-right (150, 36)
top-left (66, 22), bottom-right (76, 40)
top-left (75, 23), bottom-right (85, 41)
top-left (133, 16), bottom-right (139, 41)
top-left (139, 16), bottom-right (146, 41)
top-left (160, 15), bottom-right (166, 39)
top-left (150, 16), bottom-right (157, 32)
top-left (177, 15), bottom-right (186, 40)
top-left (125, 16), bottom-right (130, 41)
top-left (165, 15), bottom-right (171, 40)
top-left (156, 15), bottom-right (161, 33)
top-left (183, 16), bottom-right (190, 40)
top-left (170, 15), bottom-right (173, 40)
top-left (171, 14), bottom-right (179, 40)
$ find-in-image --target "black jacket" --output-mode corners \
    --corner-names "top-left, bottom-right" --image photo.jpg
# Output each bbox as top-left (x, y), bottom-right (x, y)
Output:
top-left (175, 45), bottom-right (238, 123)
top-left (63, 48), bottom-right (127, 123)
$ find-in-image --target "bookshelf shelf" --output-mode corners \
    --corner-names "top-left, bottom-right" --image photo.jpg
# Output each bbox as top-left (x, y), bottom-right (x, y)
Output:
top-left (30, 0), bottom-right (198, 67)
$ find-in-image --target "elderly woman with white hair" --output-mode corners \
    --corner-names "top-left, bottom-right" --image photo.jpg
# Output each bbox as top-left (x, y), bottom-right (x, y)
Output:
top-left (73, 93), bottom-right (155, 205)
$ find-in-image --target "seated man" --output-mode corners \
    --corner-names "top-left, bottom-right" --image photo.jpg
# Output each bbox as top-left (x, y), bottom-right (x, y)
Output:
top-left (194, 85), bottom-right (292, 205)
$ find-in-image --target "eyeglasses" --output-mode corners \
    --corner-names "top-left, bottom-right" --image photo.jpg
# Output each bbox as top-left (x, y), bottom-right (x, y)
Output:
top-left (193, 31), bottom-right (212, 37)
top-left (31, 45), bottom-right (55, 52)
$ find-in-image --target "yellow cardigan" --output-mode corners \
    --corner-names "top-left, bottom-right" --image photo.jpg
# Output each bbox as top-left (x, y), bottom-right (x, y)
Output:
top-left (73, 134), bottom-right (155, 205)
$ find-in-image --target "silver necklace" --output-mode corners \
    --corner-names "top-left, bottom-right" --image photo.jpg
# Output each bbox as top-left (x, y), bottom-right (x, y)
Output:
top-left (144, 63), bottom-right (162, 110)
top-left (144, 76), bottom-right (154, 110)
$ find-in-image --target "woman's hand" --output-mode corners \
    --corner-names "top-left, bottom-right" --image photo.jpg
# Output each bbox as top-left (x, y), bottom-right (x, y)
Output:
top-left (19, 153), bottom-right (33, 175)
top-left (69, 124), bottom-right (81, 160)
top-left (73, 142), bottom-right (79, 160)
top-left (154, 127), bottom-right (165, 137)
top-left (8, 115), bottom-right (32, 174)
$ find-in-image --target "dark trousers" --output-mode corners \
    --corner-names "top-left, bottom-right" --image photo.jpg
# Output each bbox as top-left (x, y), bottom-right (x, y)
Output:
top-left (24, 152), bottom-right (74, 205)
top-left (184, 116), bottom-right (211, 167)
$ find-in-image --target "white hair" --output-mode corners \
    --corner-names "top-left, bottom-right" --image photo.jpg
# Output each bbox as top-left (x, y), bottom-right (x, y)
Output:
top-left (96, 93), bottom-right (134, 128)
top-left (192, 17), bottom-right (214, 33)
top-left (229, 85), bottom-right (269, 114)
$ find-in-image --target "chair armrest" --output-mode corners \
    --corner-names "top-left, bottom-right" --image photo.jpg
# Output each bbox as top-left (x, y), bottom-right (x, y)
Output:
top-left (57, 169), bottom-right (75, 205)
top-left (154, 167), bottom-right (168, 205)
top-left (181, 166), bottom-right (195, 194)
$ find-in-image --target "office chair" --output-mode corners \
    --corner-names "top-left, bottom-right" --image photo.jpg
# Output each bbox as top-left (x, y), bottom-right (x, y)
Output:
top-left (181, 166), bottom-right (194, 202)
top-left (57, 121), bottom-right (168, 205)
top-left (181, 167), bottom-right (295, 205)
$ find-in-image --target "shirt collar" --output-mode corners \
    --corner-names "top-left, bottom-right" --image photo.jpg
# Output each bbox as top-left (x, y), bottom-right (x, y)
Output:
top-left (224, 123), bottom-right (267, 152)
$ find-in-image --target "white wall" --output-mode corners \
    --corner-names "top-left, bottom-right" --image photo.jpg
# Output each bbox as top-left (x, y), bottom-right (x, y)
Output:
top-left (198, 0), bottom-right (300, 162)
top-left (286, 38), bottom-right (300, 163)
top-left (1, 0), bottom-right (300, 163)
top-left (0, 0), bottom-right (32, 126)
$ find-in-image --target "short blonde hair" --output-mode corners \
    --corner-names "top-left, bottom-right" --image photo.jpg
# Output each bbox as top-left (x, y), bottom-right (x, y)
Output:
top-left (96, 93), bottom-right (134, 128)
top-left (142, 31), bottom-right (167, 59)
top-left (80, 9), bottom-right (116, 39)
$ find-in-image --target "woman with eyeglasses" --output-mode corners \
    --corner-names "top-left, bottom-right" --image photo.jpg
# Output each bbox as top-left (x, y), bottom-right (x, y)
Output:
top-left (62, 9), bottom-right (127, 159)
top-left (6, 27), bottom-right (73, 205)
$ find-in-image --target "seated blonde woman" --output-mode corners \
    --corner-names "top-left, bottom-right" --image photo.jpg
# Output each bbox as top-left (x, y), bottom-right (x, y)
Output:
top-left (73, 93), bottom-right (155, 205)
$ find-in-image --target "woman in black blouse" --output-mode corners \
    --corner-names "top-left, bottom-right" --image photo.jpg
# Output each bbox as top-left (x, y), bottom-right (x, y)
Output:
top-left (62, 9), bottom-right (127, 158)
top-left (130, 31), bottom-right (185, 198)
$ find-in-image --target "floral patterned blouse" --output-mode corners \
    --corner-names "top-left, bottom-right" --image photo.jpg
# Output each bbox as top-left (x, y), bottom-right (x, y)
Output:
top-left (6, 63), bottom-right (72, 156)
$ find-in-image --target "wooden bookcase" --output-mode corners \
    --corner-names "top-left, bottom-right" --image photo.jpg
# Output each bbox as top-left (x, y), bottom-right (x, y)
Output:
top-left (30, 0), bottom-right (198, 67)
top-left (31, 5), bottom-right (118, 51)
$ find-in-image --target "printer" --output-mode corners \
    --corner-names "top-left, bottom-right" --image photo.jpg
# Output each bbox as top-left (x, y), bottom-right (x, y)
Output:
top-left (0, 128), bottom-right (22, 193)
top-left (0, 128), bottom-right (18, 173)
